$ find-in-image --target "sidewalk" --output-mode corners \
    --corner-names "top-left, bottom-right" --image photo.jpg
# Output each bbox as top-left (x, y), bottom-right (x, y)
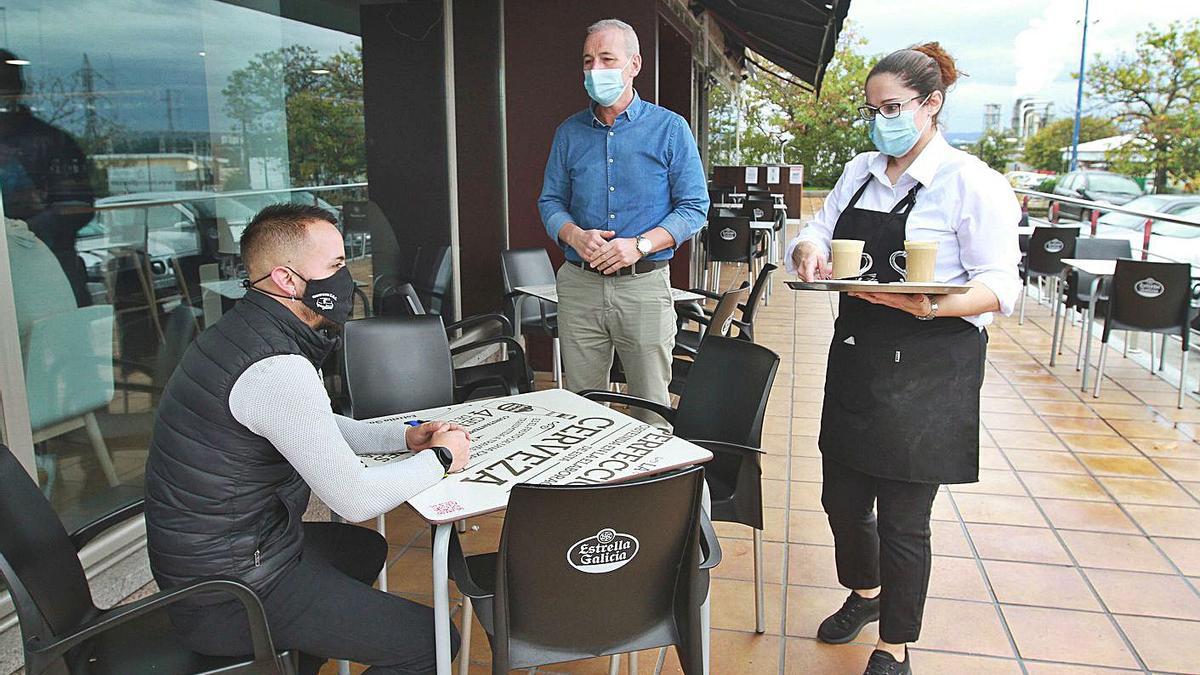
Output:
top-left (327, 241), bottom-right (1200, 675)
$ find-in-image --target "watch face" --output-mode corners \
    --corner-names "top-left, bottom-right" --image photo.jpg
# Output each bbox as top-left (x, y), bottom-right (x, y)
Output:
top-left (637, 237), bottom-right (651, 254)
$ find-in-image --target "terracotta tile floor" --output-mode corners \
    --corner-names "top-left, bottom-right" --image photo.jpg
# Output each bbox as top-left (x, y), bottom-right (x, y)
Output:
top-left (323, 235), bottom-right (1200, 674)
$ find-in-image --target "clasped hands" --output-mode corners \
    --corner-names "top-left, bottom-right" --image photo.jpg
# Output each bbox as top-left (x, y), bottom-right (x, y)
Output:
top-left (569, 228), bottom-right (642, 275)
top-left (406, 421), bottom-right (472, 473)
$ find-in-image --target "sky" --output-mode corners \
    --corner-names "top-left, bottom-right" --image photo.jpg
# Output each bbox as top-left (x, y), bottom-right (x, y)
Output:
top-left (846, 0), bottom-right (1200, 136)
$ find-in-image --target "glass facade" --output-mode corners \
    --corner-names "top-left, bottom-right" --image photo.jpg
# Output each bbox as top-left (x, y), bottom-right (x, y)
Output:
top-left (0, 0), bottom-right (380, 532)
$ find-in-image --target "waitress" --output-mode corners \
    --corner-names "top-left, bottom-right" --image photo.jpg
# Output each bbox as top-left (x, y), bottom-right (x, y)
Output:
top-left (785, 43), bottom-right (1020, 675)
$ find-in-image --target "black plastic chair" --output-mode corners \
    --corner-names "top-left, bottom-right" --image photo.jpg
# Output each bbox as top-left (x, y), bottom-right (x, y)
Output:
top-left (1019, 226), bottom-right (1079, 324)
top-left (448, 466), bottom-right (720, 674)
top-left (680, 263), bottom-right (776, 345)
top-left (583, 336), bottom-right (780, 632)
top-left (668, 283), bottom-right (750, 395)
top-left (1058, 238), bottom-right (1131, 369)
top-left (500, 248), bottom-right (560, 383)
top-left (412, 245), bottom-right (452, 316)
top-left (0, 444), bottom-right (296, 675)
top-left (701, 214), bottom-right (756, 293)
top-left (1093, 260), bottom-right (1194, 407)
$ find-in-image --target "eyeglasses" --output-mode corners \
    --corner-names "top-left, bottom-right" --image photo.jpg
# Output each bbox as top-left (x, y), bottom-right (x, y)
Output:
top-left (857, 94), bottom-right (928, 122)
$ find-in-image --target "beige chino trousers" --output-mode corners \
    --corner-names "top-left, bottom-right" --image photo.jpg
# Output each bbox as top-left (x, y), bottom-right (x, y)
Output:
top-left (555, 262), bottom-right (676, 422)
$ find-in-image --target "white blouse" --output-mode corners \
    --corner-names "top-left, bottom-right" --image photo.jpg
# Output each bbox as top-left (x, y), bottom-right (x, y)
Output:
top-left (784, 132), bottom-right (1021, 328)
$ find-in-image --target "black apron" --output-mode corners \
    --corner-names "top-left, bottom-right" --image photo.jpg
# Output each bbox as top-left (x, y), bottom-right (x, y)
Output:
top-left (819, 178), bottom-right (986, 484)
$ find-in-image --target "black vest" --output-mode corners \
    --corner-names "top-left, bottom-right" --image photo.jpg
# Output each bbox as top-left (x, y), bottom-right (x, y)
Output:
top-left (144, 291), bottom-right (337, 606)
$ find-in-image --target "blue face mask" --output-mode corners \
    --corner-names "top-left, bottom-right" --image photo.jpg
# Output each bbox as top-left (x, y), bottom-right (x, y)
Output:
top-left (869, 98), bottom-right (931, 157)
top-left (584, 61), bottom-right (631, 107)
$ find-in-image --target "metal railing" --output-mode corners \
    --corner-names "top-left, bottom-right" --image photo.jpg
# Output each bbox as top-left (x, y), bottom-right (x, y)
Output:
top-left (87, 182), bottom-right (369, 212)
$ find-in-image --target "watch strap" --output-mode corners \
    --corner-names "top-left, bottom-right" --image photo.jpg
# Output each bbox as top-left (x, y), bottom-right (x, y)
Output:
top-left (431, 446), bottom-right (454, 472)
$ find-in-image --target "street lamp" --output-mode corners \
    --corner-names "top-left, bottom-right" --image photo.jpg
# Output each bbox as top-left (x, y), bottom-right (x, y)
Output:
top-left (1069, 0), bottom-right (1093, 172)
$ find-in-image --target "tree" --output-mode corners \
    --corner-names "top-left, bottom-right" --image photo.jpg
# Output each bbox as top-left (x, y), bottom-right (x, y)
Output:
top-left (1022, 116), bottom-right (1117, 172)
top-left (1087, 20), bottom-right (1200, 192)
top-left (222, 44), bottom-right (366, 186)
top-left (707, 26), bottom-right (875, 187)
top-left (968, 129), bottom-right (1016, 172)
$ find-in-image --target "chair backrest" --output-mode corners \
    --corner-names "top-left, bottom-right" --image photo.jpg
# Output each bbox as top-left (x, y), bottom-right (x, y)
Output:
top-left (375, 281), bottom-right (426, 318)
top-left (0, 444), bottom-right (96, 647)
top-left (494, 467), bottom-right (706, 668)
top-left (412, 245), bottom-right (452, 315)
top-left (1075, 237), bottom-right (1132, 261)
top-left (706, 283), bottom-right (750, 339)
top-left (1107, 259), bottom-right (1193, 334)
top-left (704, 216), bottom-right (753, 263)
top-left (1026, 226), bottom-right (1079, 275)
top-left (152, 305), bottom-right (201, 392)
top-left (740, 196), bottom-right (775, 223)
top-left (741, 263), bottom-right (777, 326)
top-left (674, 337), bottom-right (780, 446)
top-left (745, 185), bottom-right (769, 195)
top-left (340, 316), bottom-right (455, 419)
top-left (500, 248), bottom-right (558, 324)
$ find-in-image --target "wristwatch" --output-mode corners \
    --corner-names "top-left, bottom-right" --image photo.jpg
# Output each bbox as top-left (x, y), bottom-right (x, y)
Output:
top-left (635, 235), bottom-right (653, 258)
top-left (430, 446), bottom-right (455, 473)
top-left (916, 296), bottom-right (939, 321)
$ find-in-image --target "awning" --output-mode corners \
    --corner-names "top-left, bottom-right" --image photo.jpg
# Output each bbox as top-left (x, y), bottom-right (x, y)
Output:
top-left (697, 0), bottom-right (851, 94)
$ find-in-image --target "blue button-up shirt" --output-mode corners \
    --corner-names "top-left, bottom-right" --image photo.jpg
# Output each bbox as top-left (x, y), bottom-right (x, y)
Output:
top-left (538, 92), bottom-right (709, 262)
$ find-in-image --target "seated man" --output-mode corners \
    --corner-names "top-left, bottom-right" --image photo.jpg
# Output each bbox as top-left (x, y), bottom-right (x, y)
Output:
top-left (145, 203), bottom-right (468, 674)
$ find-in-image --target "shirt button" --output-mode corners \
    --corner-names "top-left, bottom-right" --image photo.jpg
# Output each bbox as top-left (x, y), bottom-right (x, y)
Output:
top-left (608, 158), bottom-right (614, 163)
top-left (608, 131), bottom-right (614, 137)
top-left (609, 213), bottom-right (615, 219)
top-left (609, 186), bottom-right (615, 192)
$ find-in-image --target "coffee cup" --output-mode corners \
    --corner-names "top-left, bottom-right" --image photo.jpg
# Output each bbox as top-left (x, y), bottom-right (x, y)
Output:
top-left (831, 239), bottom-right (873, 279)
top-left (888, 240), bottom-right (938, 282)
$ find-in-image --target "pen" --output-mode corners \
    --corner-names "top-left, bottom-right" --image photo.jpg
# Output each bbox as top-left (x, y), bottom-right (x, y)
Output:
top-left (404, 420), bottom-right (427, 427)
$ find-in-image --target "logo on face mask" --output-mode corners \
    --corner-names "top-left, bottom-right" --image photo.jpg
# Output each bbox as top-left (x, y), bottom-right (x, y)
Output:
top-left (312, 292), bottom-right (338, 311)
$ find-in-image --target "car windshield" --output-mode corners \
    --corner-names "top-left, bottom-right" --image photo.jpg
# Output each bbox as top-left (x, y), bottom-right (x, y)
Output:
top-left (1088, 174), bottom-right (1141, 194)
top-left (1153, 205), bottom-right (1200, 239)
top-left (1099, 195), bottom-right (1173, 228)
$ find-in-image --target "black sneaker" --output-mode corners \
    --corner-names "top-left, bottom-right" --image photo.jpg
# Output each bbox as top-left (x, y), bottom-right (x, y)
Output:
top-left (817, 592), bottom-right (880, 644)
top-left (863, 648), bottom-right (911, 675)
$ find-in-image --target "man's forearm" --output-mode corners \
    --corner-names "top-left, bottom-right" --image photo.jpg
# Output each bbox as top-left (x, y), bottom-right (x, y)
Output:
top-left (639, 226), bottom-right (676, 254)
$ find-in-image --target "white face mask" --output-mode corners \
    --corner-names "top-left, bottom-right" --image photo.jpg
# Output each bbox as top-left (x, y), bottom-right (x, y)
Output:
top-left (583, 59), bottom-right (632, 106)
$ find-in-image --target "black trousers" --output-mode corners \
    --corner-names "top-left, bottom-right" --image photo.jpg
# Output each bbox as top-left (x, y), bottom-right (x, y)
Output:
top-left (174, 522), bottom-right (460, 674)
top-left (821, 457), bottom-right (940, 644)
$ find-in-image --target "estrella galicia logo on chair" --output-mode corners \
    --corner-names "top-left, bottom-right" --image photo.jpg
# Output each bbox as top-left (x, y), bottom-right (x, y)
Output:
top-left (1044, 239), bottom-right (1064, 253)
top-left (719, 227), bottom-right (737, 241)
top-left (1134, 277), bottom-right (1165, 298)
top-left (312, 292), bottom-right (338, 310)
top-left (567, 528), bottom-right (639, 574)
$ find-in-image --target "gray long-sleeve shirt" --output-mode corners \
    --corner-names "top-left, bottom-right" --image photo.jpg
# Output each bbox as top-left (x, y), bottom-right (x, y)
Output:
top-left (228, 354), bottom-right (444, 522)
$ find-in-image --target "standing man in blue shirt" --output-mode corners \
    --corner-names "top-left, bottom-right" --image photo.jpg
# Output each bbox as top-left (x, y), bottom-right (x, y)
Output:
top-left (538, 18), bottom-right (708, 415)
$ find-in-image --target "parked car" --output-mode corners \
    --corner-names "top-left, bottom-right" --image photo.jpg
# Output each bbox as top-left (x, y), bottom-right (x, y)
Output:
top-left (1006, 171), bottom-right (1053, 190)
top-left (1092, 195), bottom-right (1200, 271)
top-left (1052, 170), bottom-right (1143, 221)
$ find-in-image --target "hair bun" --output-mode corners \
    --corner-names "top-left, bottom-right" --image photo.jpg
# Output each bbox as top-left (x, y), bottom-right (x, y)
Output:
top-left (911, 42), bottom-right (961, 89)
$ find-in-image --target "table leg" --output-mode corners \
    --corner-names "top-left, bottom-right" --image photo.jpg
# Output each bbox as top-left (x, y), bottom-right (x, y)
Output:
top-left (458, 597), bottom-right (472, 675)
top-left (433, 523), bottom-right (453, 675)
top-left (700, 482), bottom-right (712, 675)
top-left (1081, 278), bottom-right (1101, 391)
top-left (1050, 276), bottom-right (1063, 367)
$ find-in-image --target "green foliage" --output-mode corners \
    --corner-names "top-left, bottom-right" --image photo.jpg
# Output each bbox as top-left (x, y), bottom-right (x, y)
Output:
top-left (707, 26), bottom-right (874, 187)
top-left (1037, 176), bottom-right (1059, 192)
top-left (1086, 19), bottom-right (1200, 192)
top-left (1022, 116), bottom-right (1117, 172)
top-left (222, 44), bottom-right (366, 186)
top-left (968, 129), bottom-right (1017, 172)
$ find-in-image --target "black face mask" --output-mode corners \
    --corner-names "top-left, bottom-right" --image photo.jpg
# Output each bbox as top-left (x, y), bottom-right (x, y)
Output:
top-left (246, 266), bottom-right (356, 326)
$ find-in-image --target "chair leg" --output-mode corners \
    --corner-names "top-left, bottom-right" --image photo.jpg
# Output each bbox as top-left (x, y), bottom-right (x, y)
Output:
top-left (1179, 349), bottom-right (1189, 409)
top-left (654, 647), bottom-right (668, 675)
top-left (83, 413), bottom-right (120, 487)
top-left (1076, 309), bottom-right (1088, 371)
top-left (553, 337), bottom-right (563, 389)
top-left (1018, 277), bottom-right (1028, 324)
top-left (458, 596), bottom-right (473, 675)
top-left (376, 514), bottom-right (388, 591)
top-left (754, 527), bottom-right (766, 634)
top-left (1160, 334), bottom-right (1168, 372)
top-left (609, 654), bottom-right (622, 675)
top-left (337, 660), bottom-right (350, 675)
top-left (629, 651), bottom-right (638, 673)
top-left (1150, 334), bottom-right (1157, 372)
top-left (1094, 339), bottom-right (1110, 398)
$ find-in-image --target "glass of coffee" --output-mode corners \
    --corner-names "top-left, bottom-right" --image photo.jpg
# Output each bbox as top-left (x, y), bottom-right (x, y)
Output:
top-left (888, 240), bottom-right (939, 282)
top-left (831, 239), bottom-right (873, 279)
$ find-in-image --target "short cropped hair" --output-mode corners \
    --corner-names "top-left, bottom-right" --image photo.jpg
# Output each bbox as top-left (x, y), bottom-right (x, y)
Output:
top-left (587, 18), bottom-right (639, 57)
top-left (240, 202), bottom-right (338, 278)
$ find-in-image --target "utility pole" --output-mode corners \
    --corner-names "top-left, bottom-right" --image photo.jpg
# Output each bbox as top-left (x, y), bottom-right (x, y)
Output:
top-left (161, 89), bottom-right (175, 153)
top-left (80, 54), bottom-right (99, 147)
top-left (1069, 0), bottom-right (1091, 172)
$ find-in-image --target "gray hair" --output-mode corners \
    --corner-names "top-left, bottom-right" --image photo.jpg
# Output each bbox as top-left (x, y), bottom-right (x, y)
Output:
top-left (587, 18), bottom-right (640, 57)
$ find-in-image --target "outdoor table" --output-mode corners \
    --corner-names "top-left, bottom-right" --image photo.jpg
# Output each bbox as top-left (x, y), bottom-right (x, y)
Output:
top-left (511, 284), bottom-right (706, 387)
top-left (1055, 258), bottom-right (1116, 390)
top-left (713, 202), bottom-right (786, 211)
top-left (363, 389), bottom-right (716, 675)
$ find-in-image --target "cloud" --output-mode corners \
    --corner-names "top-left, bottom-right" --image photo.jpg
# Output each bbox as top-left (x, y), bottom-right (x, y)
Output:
top-left (1012, 1), bottom-right (1083, 95)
